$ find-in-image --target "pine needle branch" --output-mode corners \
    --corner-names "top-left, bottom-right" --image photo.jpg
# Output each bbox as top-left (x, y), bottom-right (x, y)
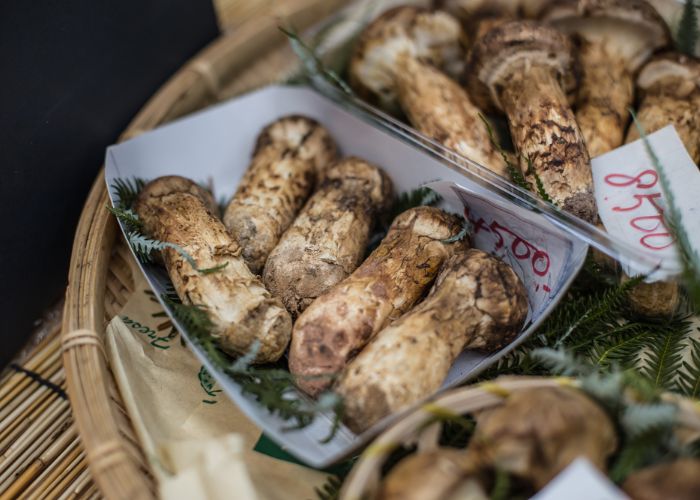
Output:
top-left (479, 113), bottom-right (531, 191)
top-left (127, 232), bottom-right (227, 275)
top-left (676, 335), bottom-right (700, 397)
top-left (162, 293), bottom-right (345, 437)
top-left (111, 177), bottom-right (146, 209)
top-left (676, 0), bottom-right (699, 56)
top-left (280, 26), bottom-right (354, 95)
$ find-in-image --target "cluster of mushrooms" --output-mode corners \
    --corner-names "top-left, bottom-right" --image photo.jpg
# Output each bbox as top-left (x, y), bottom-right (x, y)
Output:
top-left (376, 385), bottom-right (700, 500)
top-left (348, 0), bottom-right (700, 317)
top-left (135, 115), bottom-right (529, 434)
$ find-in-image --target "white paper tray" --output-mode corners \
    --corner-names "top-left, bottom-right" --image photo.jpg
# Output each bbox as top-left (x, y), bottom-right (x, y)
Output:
top-left (105, 85), bottom-right (587, 467)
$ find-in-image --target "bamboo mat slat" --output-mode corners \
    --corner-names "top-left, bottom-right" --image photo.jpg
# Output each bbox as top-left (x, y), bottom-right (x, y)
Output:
top-left (0, 321), bottom-right (98, 500)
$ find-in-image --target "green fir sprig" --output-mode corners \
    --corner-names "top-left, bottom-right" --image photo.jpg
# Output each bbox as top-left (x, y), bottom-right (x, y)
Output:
top-left (161, 291), bottom-right (344, 437)
top-left (676, 0), bottom-right (699, 56)
top-left (111, 177), bottom-right (146, 209)
top-left (108, 177), bottom-right (227, 275)
top-left (479, 113), bottom-right (531, 191)
top-left (280, 26), bottom-right (354, 95)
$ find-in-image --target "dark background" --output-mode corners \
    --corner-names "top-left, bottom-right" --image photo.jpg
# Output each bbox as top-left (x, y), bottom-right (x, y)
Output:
top-left (0, 1), bottom-right (219, 368)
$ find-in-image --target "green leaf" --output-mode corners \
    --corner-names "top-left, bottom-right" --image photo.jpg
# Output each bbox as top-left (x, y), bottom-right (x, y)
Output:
top-left (111, 177), bottom-right (146, 209)
top-left (127, 232), bottom-right (227, 276)
top-left (442, 217), bottom-right (471, 244)
top-left (676, 335), bottom-right (700, 397)
top-left (523, 154), bottom-right (555, 205)
top-left (280, 26), bottom-right (354, 95)
top-left (676, 0), bottom-right (699, 57)
top-left (621, 403), bottom-right (677, 438)
top-left (106, 205), bottom-right (143, 231)
top-left (479, 113), bottom-right (532, 191)
top-left (639, 322), bottom-right (691, 390)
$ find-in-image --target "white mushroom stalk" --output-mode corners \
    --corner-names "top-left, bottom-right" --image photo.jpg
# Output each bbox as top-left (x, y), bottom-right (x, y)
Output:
top-left (350, 6), bottom-right (508, 176)
top-left (468, 21), bottom-right (598, 223)
top-left (544, 0), bottom-right (670, 157)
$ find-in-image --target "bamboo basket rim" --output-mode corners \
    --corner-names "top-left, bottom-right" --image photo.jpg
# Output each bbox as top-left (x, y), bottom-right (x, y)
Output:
top-left (339, 375), bottom-right (700, 500)
top-left (60, 1), bottom-right (347, 498)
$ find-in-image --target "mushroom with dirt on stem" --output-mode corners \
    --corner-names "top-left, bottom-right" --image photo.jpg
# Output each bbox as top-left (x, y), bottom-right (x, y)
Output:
top-left (467, 21), bottom-right (598, 223)
top-left (350, 6), bottom-right (508, 177)
top-left (543, 0), bottom-right (671, 158)
top-left (337, 249), bottom-right (528, 433)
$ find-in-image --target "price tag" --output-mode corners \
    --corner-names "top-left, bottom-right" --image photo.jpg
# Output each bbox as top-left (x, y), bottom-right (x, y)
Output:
top-left (591, 126), bottom-right (700, 280)
top-left (531, 458), bottom-right (628, 500)
top-left (427, 181), bottom-right (587, 319)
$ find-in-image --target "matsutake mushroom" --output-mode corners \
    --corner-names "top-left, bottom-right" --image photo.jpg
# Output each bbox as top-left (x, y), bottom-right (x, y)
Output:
top-left (467, 386), bottom-right (617, 489)
top-left (135, 176), bottom-right (292, 363)
top-left (435, 0), bottom-right (550, 42)
top-left (626, 52), bottom-right (700, 162)
top-left (468, 21), bottom-right (598, 223)
top-left (543, 0), bottom-right (670, 158)
top-left (337, 249), bottom-right (528, 432)
top-left (350, 6), bottom-right (508, 176)
top-left (289, 206), bottom-right (468, 397)
top-left (223, 115), bottom-right (337, 274)
top-left (622, 458), bottom-right (700, 500)
top-left (623, 53), bottom-right (700, 318)
top-left (379, 449), bottom-right (485, 500)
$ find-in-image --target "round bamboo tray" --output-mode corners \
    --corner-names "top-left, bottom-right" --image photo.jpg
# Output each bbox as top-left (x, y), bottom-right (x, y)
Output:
top-left (339, 376), bottom-right (700, 500)
top-left (61, 1), bottom-right (346, 498)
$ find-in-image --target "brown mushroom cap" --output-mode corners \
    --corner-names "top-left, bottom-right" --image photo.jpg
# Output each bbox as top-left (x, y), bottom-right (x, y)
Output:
top-left (467, 21), bottom-right (577, 112)
top-left (349, 6), bottom-right (465, 111)
top-left (636, 52), bottom-right (700, 96)
top-left (544, 0), bottom-right (670, 71)
top-left (435, 0), bottom-right (550, 22)
top-left (622, 458), bottom-right (700, 500)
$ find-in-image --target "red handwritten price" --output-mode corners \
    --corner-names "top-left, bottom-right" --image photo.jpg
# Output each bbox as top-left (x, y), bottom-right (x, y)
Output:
top-left (603, 169), bottom-right (674, 251)
top-left (466, 208), bottom-right (551, 291)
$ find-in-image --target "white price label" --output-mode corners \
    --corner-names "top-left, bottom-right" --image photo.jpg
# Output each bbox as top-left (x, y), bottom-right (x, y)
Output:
top-left (591, 126), bottom-right (700, 280)
top-left (428, 181), bottom-right (586, 319)
top-left (532, 458), bottom-right (628, 500)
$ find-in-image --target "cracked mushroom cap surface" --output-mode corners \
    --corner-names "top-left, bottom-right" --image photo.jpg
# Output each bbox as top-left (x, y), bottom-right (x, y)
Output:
top-left (349, 6), bottom-right (465, 111)
top-left (467, 21), bottom-right (578, 112)
top-left (636, 52), bottom-right (700, 96)
top-left (544, 0), bottom-right (670, 71)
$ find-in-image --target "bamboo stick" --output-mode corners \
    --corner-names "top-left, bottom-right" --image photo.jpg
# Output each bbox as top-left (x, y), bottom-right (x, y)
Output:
top-left (0, 378), bottom-right (65, 446)
top-left (0, 412), bottom-right (71, 486)
top-left (0, 399), bottom-right (69, 466)
top-left (14, 430), bottom-right (79, 500)
top-left (58, 466), bottom-right (91, 500)
top-left (42, 453), bottom-right (87, 499)
top-left (0, 350), bottom-right (62, 413)
top-left (0, 390), bottom-right (63, 453)
top-left (16, 438), bottom-right (81, 500)
top-left (0, 387), bottom-right (63, 451)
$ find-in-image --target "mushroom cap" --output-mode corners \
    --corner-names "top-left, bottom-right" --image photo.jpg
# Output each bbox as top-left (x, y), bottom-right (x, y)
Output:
top-left (435, 0), bottom-right (550, 20)
top-left (467, 20), bottom-right (577, 111)
top-left (544, 0), bottom-right (670, 71)
top-left (349, 6), bottom-right (465, 112)
top-left (637, 51), bottom-right (700, 95)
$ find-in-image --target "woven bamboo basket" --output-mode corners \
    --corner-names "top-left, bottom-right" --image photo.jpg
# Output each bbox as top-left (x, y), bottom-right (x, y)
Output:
top-left (339, 376), bottom-right (700, 500)
top-left (61, 1), bottom-right (346, 498)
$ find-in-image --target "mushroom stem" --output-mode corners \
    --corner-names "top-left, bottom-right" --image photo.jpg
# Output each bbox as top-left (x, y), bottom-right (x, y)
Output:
top-left (499, 64), bottom-right (595, 222)
top-left (576, 42), bottom-right (635, 157)
top-left (349, 7), bottom-right (508, 176)
top-left (395, 56), bottom-right (508, 175)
